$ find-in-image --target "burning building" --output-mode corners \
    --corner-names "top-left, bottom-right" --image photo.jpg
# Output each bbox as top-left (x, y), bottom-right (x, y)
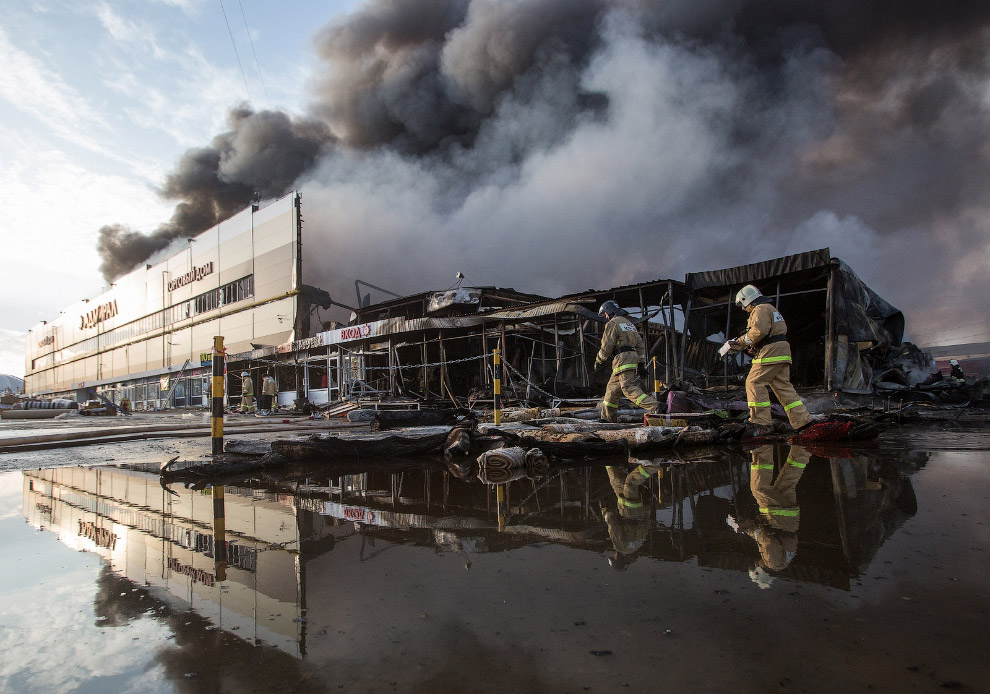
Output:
top-left (25, 189), bottom-right (926, 412)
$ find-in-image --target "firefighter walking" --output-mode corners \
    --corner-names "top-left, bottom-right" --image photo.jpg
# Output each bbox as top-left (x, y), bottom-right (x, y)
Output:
top-left (259, 373), bottom-right (277, 416)
top-left (594, 300), bottom-right (659, 423)
top-left (240, 371), bottom-right (255, 414)
top-left (730, 285), bottom-right (813, 437)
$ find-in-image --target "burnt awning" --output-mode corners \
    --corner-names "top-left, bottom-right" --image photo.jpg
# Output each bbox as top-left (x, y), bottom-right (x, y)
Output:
top-left (685, 249), bottom-right (832, 291)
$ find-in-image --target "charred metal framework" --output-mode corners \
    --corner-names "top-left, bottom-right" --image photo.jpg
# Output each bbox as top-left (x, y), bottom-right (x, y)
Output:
top-left (223, 248), bottom-right (906, 409)
top-left (225, 281), bottom-right (696, 408)
top-left (684, 249), bottom-right (905, 394)
top-left (29, 240), bottom-right (906, 408)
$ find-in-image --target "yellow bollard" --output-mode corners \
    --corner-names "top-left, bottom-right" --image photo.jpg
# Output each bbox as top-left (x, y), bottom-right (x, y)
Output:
top-left (211, 336), bottom-right (225, 456)
top-left (493, 348), bottom-right (502, 426)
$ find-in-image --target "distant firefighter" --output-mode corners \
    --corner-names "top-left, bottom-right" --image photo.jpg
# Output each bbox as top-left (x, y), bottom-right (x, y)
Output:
top-left (949, 359), bottom-right (965, 382)
top-left (259, 373), bottom-right (277, 415)
top-left (240, 371), bottom-right (255, 414)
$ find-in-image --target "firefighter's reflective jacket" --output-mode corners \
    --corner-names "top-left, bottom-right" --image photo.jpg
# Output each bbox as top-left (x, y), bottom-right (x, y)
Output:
top-left (596, 315), bottom-right (645, 375)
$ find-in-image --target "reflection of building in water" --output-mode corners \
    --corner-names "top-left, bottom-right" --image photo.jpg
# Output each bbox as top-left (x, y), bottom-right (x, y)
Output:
top-left (21, 448), bottom-right (925, 657)
top-left (21, 465), bottom-right (341, 656)
top-left (308, 450), bottom-right (922, 591)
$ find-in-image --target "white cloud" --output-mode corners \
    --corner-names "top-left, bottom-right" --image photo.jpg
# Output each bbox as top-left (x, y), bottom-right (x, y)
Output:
top-left (0, 472), bottom-right (24, 519)
top-left (0, 329), bottom-right (26, 379)
top-left (90, 10), bottom-right (255, 148)
top-left (96, 2), bottom-right (144, 42)
top-left (0, 125), bottom-right (175, 332)
top-left (0, 26), bottom-right (110, 152)
top-left (0, 563), bottom-right (174, 691)
top-left (155, 0), bottom-right (205, 13)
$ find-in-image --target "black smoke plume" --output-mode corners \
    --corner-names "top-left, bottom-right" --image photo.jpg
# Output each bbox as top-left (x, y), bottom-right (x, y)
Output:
top-left (98, 0), bottom-right (990, 341)
top-left (98, 106), bottom-right (332, 281)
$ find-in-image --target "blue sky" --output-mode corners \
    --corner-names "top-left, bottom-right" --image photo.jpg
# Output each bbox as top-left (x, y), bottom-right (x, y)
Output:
top-left (0, 0), bottom-right (357, 376)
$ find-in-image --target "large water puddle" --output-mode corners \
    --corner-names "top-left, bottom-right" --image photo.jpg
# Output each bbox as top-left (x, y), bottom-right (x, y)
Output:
top-left (1, 435), bottom-right (988, 693)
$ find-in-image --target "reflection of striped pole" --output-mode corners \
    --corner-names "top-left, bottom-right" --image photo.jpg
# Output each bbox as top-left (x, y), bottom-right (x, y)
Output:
top-left (211, 336), bottom-right (225, 456)
top-left (212, 485), bottom-right (227, 582)
top-left (496, 484), bottom-right (506, 532)
top-left (493, 348), bottom-right (502, 425)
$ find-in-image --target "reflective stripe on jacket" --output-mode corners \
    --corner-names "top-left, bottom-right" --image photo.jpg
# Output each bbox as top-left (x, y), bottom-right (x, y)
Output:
top-left (742, 301), bottom-right (791, 365)
top-left (596, 316), bottom-right (645, 373)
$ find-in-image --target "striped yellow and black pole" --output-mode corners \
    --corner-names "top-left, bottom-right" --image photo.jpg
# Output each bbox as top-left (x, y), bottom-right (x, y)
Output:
top-left (211, 336), bottom-right (225, 456)
top-left (493, 348), bottom-right (502, 425)
top-left (653, 355), bottom-right (662, 395)
top-left (212, 485), bottom-right (227, 582)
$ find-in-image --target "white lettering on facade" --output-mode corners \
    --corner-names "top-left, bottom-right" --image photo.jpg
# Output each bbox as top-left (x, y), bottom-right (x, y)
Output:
top-left (79, 300), bottom-right (119, 330)
top-left (339, 324), bottom-right (372, 340)
top-left (167, 262), bottom-right (215, 292)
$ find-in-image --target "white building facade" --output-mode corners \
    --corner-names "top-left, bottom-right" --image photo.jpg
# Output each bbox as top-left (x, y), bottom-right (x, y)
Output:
top-left (24, 193), bottom-right (305, 409)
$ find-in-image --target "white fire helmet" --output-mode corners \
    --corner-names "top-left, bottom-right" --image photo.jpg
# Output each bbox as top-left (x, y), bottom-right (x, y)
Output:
top-left (735, 284), bottom-right (762, 308)
top-left (949, 359), bottom-right (959, 366)
top-left (241, 371), bottom-right (250, 376)
top-left (749, 566), bottom-right (774, 590)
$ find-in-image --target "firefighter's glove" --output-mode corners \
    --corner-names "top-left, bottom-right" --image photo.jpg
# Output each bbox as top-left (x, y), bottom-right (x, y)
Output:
top-left (593, 358), bottom-right (604, 373)
top-left (637, 363), bottom-right (649, 380)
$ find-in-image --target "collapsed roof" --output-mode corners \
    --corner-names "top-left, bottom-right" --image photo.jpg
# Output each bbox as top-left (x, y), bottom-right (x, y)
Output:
top-left (685, 248), bottom-right (907, 393)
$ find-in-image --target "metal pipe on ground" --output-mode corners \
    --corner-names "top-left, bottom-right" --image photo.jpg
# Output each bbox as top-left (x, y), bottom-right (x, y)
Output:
top-left (0, 421), bottom-right (364, 453)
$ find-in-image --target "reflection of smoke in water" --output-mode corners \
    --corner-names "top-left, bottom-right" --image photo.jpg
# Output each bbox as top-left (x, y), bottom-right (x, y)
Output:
top-left (97, 0), bottom-right (990, 337)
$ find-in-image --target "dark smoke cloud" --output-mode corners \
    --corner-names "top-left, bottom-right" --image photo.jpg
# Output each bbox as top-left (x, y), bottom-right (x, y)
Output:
top-left (309, 0), bottom-right (605, 151)
top-left (98, 106), bottom-right (332, 281)
top-left (99, 0), bottom-right (990, 343)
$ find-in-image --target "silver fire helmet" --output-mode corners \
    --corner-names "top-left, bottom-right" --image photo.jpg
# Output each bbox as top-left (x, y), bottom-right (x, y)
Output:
top-left (598, 300), bottom-right (620, 317)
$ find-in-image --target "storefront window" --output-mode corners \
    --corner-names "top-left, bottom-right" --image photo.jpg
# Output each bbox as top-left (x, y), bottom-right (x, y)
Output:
top-left (172, 379), bottom-right (186, 407)
top-left (190, 377), bottom-right (203, 407)
top-left (147, 383), bottom-right (160, 410)
top-left (276, 365), bottom-right (296, 391)
top-left (308, 363), bottom-right (328, 390)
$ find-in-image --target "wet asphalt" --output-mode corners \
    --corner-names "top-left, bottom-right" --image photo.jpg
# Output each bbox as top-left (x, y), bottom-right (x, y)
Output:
top-left (0, 416), bottom-right (987, 693)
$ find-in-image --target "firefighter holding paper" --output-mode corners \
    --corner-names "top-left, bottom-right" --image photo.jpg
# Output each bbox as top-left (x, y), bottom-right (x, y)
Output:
top-left (594, 300), bottom-right (659, 423)
top-left (730, 285), bottom-right (813, 437)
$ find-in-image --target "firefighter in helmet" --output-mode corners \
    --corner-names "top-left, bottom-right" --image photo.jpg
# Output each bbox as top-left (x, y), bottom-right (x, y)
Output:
top-left (949, 359), bottom-right (965, 383)
top-left (240, 371), bottom-right (255, 414)
top-left (594, 300), bottom-right (659, 423)
top-left (259, 372), bottom-right (277, 415)
top-left (730, 285), bottom-right (814, 437)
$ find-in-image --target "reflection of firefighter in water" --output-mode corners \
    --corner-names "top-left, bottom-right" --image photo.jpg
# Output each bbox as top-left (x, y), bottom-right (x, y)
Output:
top-left (602, 463), bottom-right (662, 570)
top-left (736, 444), bottom-right (810, 588)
